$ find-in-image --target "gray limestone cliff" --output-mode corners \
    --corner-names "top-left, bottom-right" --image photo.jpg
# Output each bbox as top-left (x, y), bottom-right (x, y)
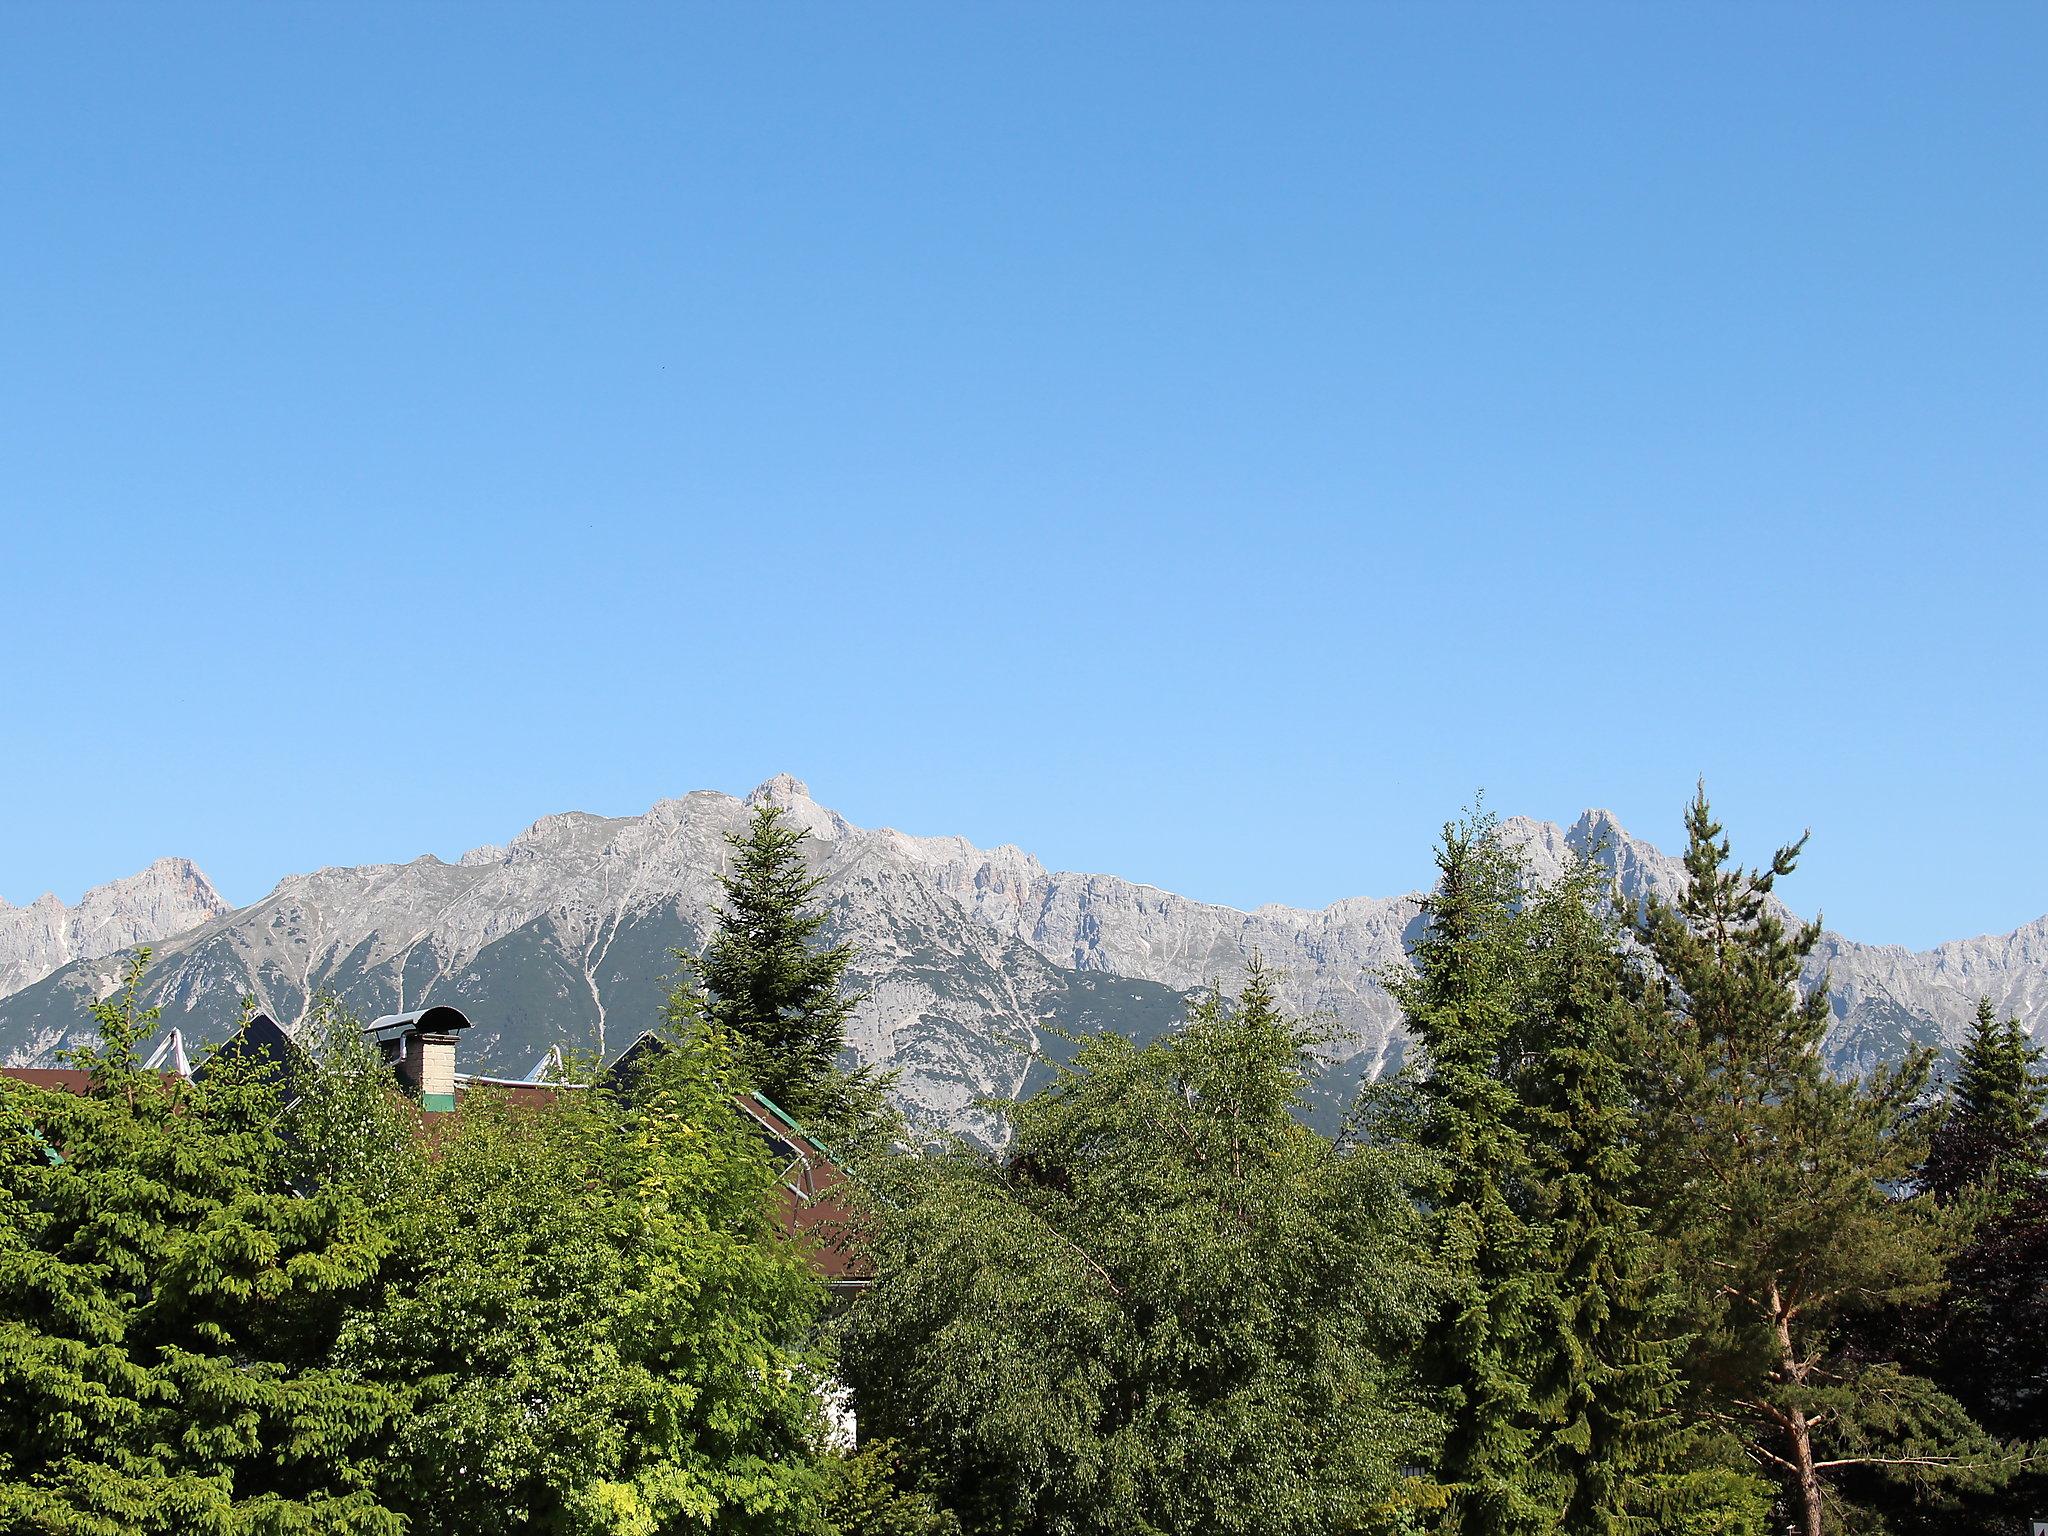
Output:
top-left (0, 858), bottom-right (227, 1001)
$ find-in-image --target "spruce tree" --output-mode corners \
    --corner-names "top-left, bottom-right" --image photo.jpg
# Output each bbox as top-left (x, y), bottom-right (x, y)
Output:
top-left (1873, 997), bottom-right (2048, 1529)
top-left (0, 954), bottom-right (402, 1534)
top-left (1388, 816), bottom-right (1765, 1535)
top-left (1521, 861), bottom-right (1767, 1535)
top-left (1388, 811), bottom-right (1557, 1534)
top-left (695, 801), bottom-right (866, 1124)
top-left (1923, 996), bottom-right (2048, 1205)
top-left (1636, 788), bottom-right (2016, 1536)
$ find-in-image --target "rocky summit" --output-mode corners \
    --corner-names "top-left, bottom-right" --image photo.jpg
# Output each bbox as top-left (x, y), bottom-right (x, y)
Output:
top-left (0, 858), bottom-right (228, 1003)
top-left (2, 778), bottom-right (2043, 1141)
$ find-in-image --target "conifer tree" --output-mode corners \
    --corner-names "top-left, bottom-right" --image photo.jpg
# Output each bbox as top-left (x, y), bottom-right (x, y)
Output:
top-left (1520, 861), bottom-right (1768, 1536)
top-left (1388, 812), bottom-right (1557, 1534)
top-left (1868, 997), bottom-right (2048, 1529)
top-left (1388, 816), bottom-right (1765, 1535)
top-left (1923, 996), bottom-right (2048, 1205)
top-left (695, 801), bottom-right (866, 1123)
top-left (1636, 788), bottom-right (2015, 1536)
top-left (0, 953), bottom-right (402, 1534)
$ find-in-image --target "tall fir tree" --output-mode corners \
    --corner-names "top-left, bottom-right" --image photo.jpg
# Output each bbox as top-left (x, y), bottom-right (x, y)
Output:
top-left (1636, 787), bottom-right (2015, 1536)
top-left (1860, 996), bottom-right (2048, 1530)
top-left (694, 801), bottom-right (865, 1123)
top-left (1923, 996), bottom-right (2048, 1205)
top-left (1388, 811), bottom-right (1556, 1534)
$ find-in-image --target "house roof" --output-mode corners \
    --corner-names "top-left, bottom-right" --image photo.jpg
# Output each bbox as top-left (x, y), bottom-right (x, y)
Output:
top-left (0, 1068), bottom-right (93, 1095)
top-left (193, 1013), bottom-right (304, 1092)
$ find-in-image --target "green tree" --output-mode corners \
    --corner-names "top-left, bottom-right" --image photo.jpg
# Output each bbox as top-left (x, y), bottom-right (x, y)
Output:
top-left (805, 1440), bottom-right (962, 1536)
top-left (1386, 814), bottom-right (1764, 1535)
top-left (1854, 997), bottom-right (2048, 1531)
top-left (280, 995), bottom-right (419, 1205)
top-left (1636, 788), bottom-right (2016, 1536)
top-left (0, 953), bottom-right (402, 1535)
top-left (1521, 857), bottom-right (1769, 1536)
top-left (839, 960), bottom-right (1439, 1536)
top-left (1923, 996), bottom-right (2048, 1206)
top-left (1385, 813), bottom-right (1554, 1534)
top-left (333, 1025), bottom-right (833, 1536)
top-left (692, 801), bottom-right (874, 1126)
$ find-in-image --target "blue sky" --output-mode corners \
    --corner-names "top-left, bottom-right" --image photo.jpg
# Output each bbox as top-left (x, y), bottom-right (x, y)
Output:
top-left (3, 3), bottom-right (2043, 948)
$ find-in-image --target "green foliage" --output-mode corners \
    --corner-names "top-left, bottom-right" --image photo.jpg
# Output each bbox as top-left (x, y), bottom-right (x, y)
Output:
top-left (280, 997), bottom-right (418, 1204)
top-left (689, 802), bottom-right (887, 1132)
top-left (1384, 813), bottom-right (1554, 1532)
top-left (1522, 855), bottom-right (1768, 1536)
top-left (1850, 997), bottom-right (2048, 1530)
top-left (2, 967), bottom-right (847, 1536)
top-left (10, 790), bottom-right (2037, 1536)
top-left (1386, 813), bottom-right (1764, 1536)
top-left (333, 1028), bottom-right (832, 1536)
top-left (1924, 996), bottom-right (2048, 1206)
top-left (1636, 788), bottom-right (2017, 1535)
top-left (1922, 998), bottom-right (2048, 1444)
top-left (839, 958), bottom-right (1439, 1536)
top-left (805, 1440), bottom-right (963, 1536)
top-left (0, 953), bottom-right (402, 1534)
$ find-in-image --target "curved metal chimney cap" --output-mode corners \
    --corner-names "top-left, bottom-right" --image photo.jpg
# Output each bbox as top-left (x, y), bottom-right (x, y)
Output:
top-left (362, 1005), bottom-right (474, 1039)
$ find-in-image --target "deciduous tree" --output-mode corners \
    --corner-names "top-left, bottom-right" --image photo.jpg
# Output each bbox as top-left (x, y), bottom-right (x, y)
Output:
top-left (333, 1028), bottom-right (832, 1536)
top-left (840, 960), bottom-right (1439, 1536)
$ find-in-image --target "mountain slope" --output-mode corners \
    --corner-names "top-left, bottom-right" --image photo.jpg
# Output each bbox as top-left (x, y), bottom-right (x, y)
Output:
top-left (2, 779), bottom-right (2041, 1138)
top-left (0, 858), bottom-right (227, 1000)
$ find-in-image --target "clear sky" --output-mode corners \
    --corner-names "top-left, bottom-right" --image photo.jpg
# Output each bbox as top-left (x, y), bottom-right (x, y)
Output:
top-left (3, 4), bottom-right (2043, 948)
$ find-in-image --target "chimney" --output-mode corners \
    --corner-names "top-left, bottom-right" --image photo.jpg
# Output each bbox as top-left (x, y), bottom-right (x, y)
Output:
top-left (363, 1006), bottom-right (472, 1113)
top-left (403, 1029), bottom-right (459, 1112)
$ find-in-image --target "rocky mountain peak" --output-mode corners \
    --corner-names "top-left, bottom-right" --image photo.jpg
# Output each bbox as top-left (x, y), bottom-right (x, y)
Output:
top-left (745, 774), bottom-right (847, 840)
top-left (746, 772), bottom-right (812, 806)
top-left (0, 857), bottom-right (228, 1001)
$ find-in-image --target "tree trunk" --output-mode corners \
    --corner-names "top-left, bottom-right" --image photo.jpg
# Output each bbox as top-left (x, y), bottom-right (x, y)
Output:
top-left (1785, 1405), bottom-right (1823, 1536)
top-left (1770, 1281), bottom-right (1825, 1536)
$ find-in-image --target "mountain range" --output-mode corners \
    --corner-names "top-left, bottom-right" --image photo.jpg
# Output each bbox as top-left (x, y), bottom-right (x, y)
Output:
top-left (4, 776), bottom-right (2043, 1141)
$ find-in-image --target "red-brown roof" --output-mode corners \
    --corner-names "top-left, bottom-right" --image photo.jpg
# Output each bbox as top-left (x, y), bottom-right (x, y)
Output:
top-left (0, 1068), bottom-right (93, 1095)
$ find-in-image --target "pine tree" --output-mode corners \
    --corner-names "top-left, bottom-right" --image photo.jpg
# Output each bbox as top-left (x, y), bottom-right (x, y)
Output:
top-left (695, 801), bottom-right (865, 1122)
top-left (1636, 788), bottom-right (2015, 1536)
